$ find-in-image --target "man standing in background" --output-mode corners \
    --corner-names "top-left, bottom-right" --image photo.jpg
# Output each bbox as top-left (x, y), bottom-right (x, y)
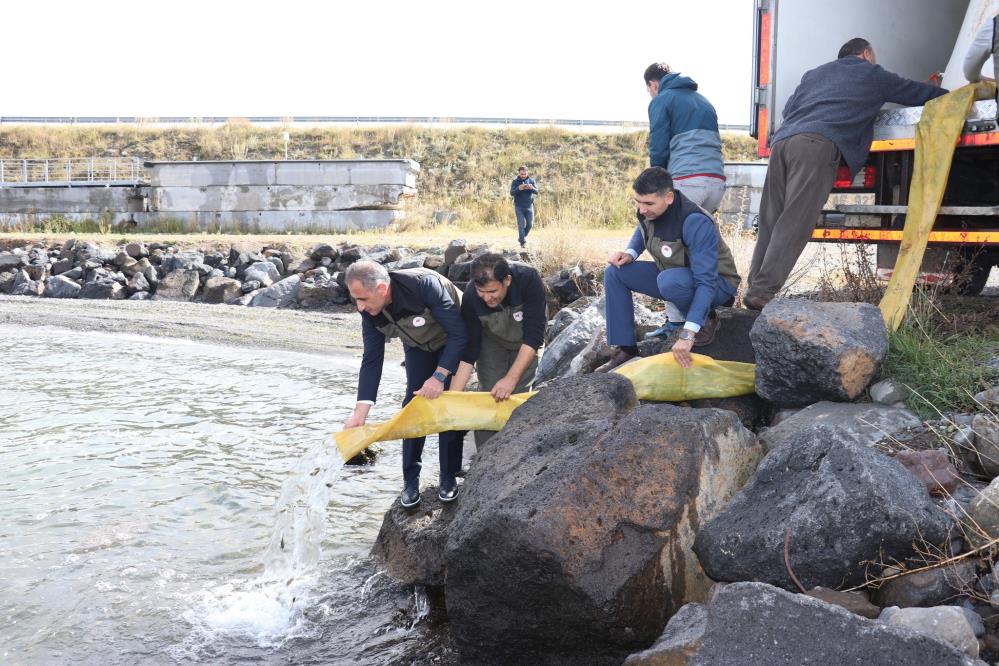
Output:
top-left (510, 165), bottom-right (539, 248)
top-left (644, 62), bottom-right (727, 215)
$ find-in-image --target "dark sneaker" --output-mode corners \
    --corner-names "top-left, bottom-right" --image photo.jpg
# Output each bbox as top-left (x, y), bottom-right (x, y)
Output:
top-left (438, 479), bottom-right (460, 503)
top-left (693, 311), bottom-right (720, 347)
top-left (742, 294), bottom-right (772, 311)
top-left (644, 320), bottom-right (684, 341)
top-left (400, 484), bottom-right (421, 509)
top-left (594, 348), bottom-right (637, 373)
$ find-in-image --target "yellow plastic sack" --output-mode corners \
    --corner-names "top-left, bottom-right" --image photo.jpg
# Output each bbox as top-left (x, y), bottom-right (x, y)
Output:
top-left (334, 352), bottom-right (756, 461)
top-left (611, 353), bottom-right (757, 402)
top-left (335, 391), bottom-right (536, 462)
top-left (879, 82), bottom-right (996, 330)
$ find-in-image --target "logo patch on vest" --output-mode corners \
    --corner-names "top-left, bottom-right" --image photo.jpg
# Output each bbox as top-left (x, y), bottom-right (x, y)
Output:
top-left (412, 316), bottom-right (426, 327)
top-left (660, 243), bottom-right (673, 258)
top-left (513, 311), bottom-right (524, 322)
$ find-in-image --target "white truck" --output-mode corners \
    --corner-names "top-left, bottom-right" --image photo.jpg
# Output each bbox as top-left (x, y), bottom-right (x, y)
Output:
top-left (751, 0), bottom-right (999, 294)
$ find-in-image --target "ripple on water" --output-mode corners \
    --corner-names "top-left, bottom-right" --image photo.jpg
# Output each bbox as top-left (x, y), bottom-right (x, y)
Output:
top-left (0, 326), bottom-right (449, 664)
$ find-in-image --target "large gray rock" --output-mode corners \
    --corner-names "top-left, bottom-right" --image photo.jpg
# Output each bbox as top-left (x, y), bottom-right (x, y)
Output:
top-left (243, 261), bottom-right (280, 288)
top-left (296, 275), bottom-right (349, 308)
top-left (124, 242), bottom-right (148, 259)
top-left (0, 271), bottom-right (15, 293)
top-left (443, 239), bottom-right (466, 266)
top-left (969, 414), bottom-right (999, 478)
top-left (79, 279), bottom-right (124, 300)
top-left (203, 277), bottom-right (243, 304)
top-left (444, 374), bottom-right (765, 665)
top-left (160, 251), bottom-right (204, 272)
top-left (884, 606), bottom-right (980, 659)
top-left (50, 258), bottom-right (73, 276)
top-left (633, 582), bottom-right (981, 665)
top-left (873, 562), bottom-right (978, 608)
top-left (963, 475), bottom-right (999, 548)
top-left (750, 299), bottom-right (888, 406)
top-left (155, 269), bottom-right (200, 301)
top-left (43, 275), bottom-right (81, 299)
top-left (693, 429), bottom-right (952, 591)
top-left (0, 252), bottom-right (25, 270)
top-left (371, 489), bottom-right (456, 587)
top-left (309, 243), bottom-right (339, 262)
top-left (759, 401), bottom-right (922, 452)
top-left (10, 270), bottom-right (43, 296)
top-left (249, 275), bottom-right (301, 308)
top-left (623, 602), bottom-right (708, 665)
top-left (535, 297), bottom-right (607, 384)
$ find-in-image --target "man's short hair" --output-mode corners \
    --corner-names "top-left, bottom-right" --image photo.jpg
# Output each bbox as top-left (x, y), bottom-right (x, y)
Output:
top-left (838, 38), bottom-right (871, 59)
top-left (633, 167), bottom-right (674, 196)
top-left (643, 63), bottom-right (671, 84)
top-left (344, 259), bottom-right (390, 291)
top-left (518, 165), bottom-right (528, 171)
top-left (471, 253), bottom-right (511, 286)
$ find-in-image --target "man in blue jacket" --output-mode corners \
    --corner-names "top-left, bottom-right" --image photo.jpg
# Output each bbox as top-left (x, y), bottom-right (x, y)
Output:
top-left (744, 38), bottom-right (947, 310)
top-left (341, 260), bottom-right (468, 508)
top-left (645, 63), bottom-right (726, 215)
top-left (596, 168), bottom-right (741, 373)
top-left (510, 165), bottom-right (539, 247)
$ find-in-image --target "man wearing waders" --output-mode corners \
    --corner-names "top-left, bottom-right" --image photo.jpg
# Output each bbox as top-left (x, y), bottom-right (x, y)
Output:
top-left (451, 253), bottom-right (546, 445)
top-left (341, 260), bottom-right (468, 508)
top-left (596, 167), bottom-right (741, 373)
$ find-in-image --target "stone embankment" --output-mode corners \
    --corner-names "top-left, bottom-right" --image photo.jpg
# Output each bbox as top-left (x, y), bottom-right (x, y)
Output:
top-left (0, 238), bottom-right (594, 312)
top-left (372, 298), bottom-right (999, 665)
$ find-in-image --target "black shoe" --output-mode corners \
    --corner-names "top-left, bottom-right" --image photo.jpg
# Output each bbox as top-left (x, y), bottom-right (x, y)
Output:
top-left (594, 347), bottom-right (637, 373)
top-left (438, 479), bottom-right (460, 503)
top-left (400, 484), bottom-right (421, 508)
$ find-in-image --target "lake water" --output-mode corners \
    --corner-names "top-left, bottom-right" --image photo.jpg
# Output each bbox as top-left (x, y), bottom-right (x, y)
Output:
top-left (0, 326), bottom-right (452, 664)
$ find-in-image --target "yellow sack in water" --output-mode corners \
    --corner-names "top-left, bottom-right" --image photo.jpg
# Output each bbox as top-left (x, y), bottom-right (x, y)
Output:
top-left (334, 352), bottom-right (756, 460)
top-left (335, 391), bottom-right (535, 462)
top-left (612, 352), bottom-right (757, 402)
top-left (879, 82), bottom-right (996, 330)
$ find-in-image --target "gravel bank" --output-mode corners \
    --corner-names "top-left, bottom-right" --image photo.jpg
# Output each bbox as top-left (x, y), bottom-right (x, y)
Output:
top-left (0, 295), bottom-right (389, 359)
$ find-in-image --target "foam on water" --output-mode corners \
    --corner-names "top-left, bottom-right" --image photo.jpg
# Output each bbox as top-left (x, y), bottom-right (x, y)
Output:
top-left (183, 436), bottom-right (345, 645)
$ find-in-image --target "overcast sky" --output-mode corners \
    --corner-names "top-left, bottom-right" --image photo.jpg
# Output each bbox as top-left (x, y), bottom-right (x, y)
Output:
top-left (6, 0), bottom-right (754, 124)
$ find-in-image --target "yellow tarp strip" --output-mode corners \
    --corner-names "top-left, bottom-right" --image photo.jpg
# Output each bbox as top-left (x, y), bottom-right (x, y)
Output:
top-left (334, 353), bottom-right (757, 461)
top-left (879, 82), bottom-right (996, 330)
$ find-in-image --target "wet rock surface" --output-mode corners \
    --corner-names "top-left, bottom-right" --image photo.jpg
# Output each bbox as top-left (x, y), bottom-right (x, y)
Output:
top-left (371, 488), bottom-right (456, 588)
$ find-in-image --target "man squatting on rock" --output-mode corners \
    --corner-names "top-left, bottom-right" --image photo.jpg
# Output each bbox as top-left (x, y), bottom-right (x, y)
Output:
top-left (341, 261), bottom-right (467, 508)
top-left (597, 167), bottom-right (741, 373)
top-left (643, 62), bottom-right (726, 338)
top-left (450, 253), bottom-right (547, 445)
top-left (743, 38), bottom-right (947, 310)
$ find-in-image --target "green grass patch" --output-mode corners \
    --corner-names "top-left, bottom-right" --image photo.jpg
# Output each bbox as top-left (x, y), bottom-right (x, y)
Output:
top-left (882, 309), bottom-right (998, 419)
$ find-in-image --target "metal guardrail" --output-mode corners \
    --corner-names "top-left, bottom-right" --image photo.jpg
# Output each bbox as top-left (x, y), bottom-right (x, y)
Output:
top-left (0, 116), bottom-right (751, 132)
top-left (0, 158), bottom-right (144, 186)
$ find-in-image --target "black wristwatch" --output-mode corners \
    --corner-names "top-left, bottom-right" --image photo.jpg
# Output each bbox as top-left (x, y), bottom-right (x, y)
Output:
top-left (432, 370), bottom-right (447, 383)
top-left (677, 329), bottom-right (695, 342)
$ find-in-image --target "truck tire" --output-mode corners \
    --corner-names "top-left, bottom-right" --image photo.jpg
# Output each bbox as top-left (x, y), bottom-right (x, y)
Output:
top-left (954, 254), bottom-right (992, 296)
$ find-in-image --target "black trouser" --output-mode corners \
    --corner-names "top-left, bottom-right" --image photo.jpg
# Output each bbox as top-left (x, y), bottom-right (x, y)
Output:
top-left (401, 344), bottom-right (463, 488)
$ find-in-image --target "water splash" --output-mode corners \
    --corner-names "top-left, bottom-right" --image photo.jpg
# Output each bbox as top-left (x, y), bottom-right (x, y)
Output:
top-left (183, 437), bottom-right (344, 646)
top-left (410, 585), bottom-right (430, 629)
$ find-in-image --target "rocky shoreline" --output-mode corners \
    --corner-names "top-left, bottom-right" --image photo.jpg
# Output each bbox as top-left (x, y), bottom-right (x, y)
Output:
top-left (371, 298), bottom-right (999, 665)
top-left (0, 238), bottom-right (593, 313)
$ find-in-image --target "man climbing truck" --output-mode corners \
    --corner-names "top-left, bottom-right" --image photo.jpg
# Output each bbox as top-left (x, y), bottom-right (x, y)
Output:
top-left (752, 0), bottom-right (999, 295)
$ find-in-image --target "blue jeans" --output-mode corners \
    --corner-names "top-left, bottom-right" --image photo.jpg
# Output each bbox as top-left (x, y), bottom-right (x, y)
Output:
top-left (603, 262), bottom-right (736, 347)
top-left (515, 207), bottom-right (534, 243)
top-left (401, 345), bottom-right (463, 488)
